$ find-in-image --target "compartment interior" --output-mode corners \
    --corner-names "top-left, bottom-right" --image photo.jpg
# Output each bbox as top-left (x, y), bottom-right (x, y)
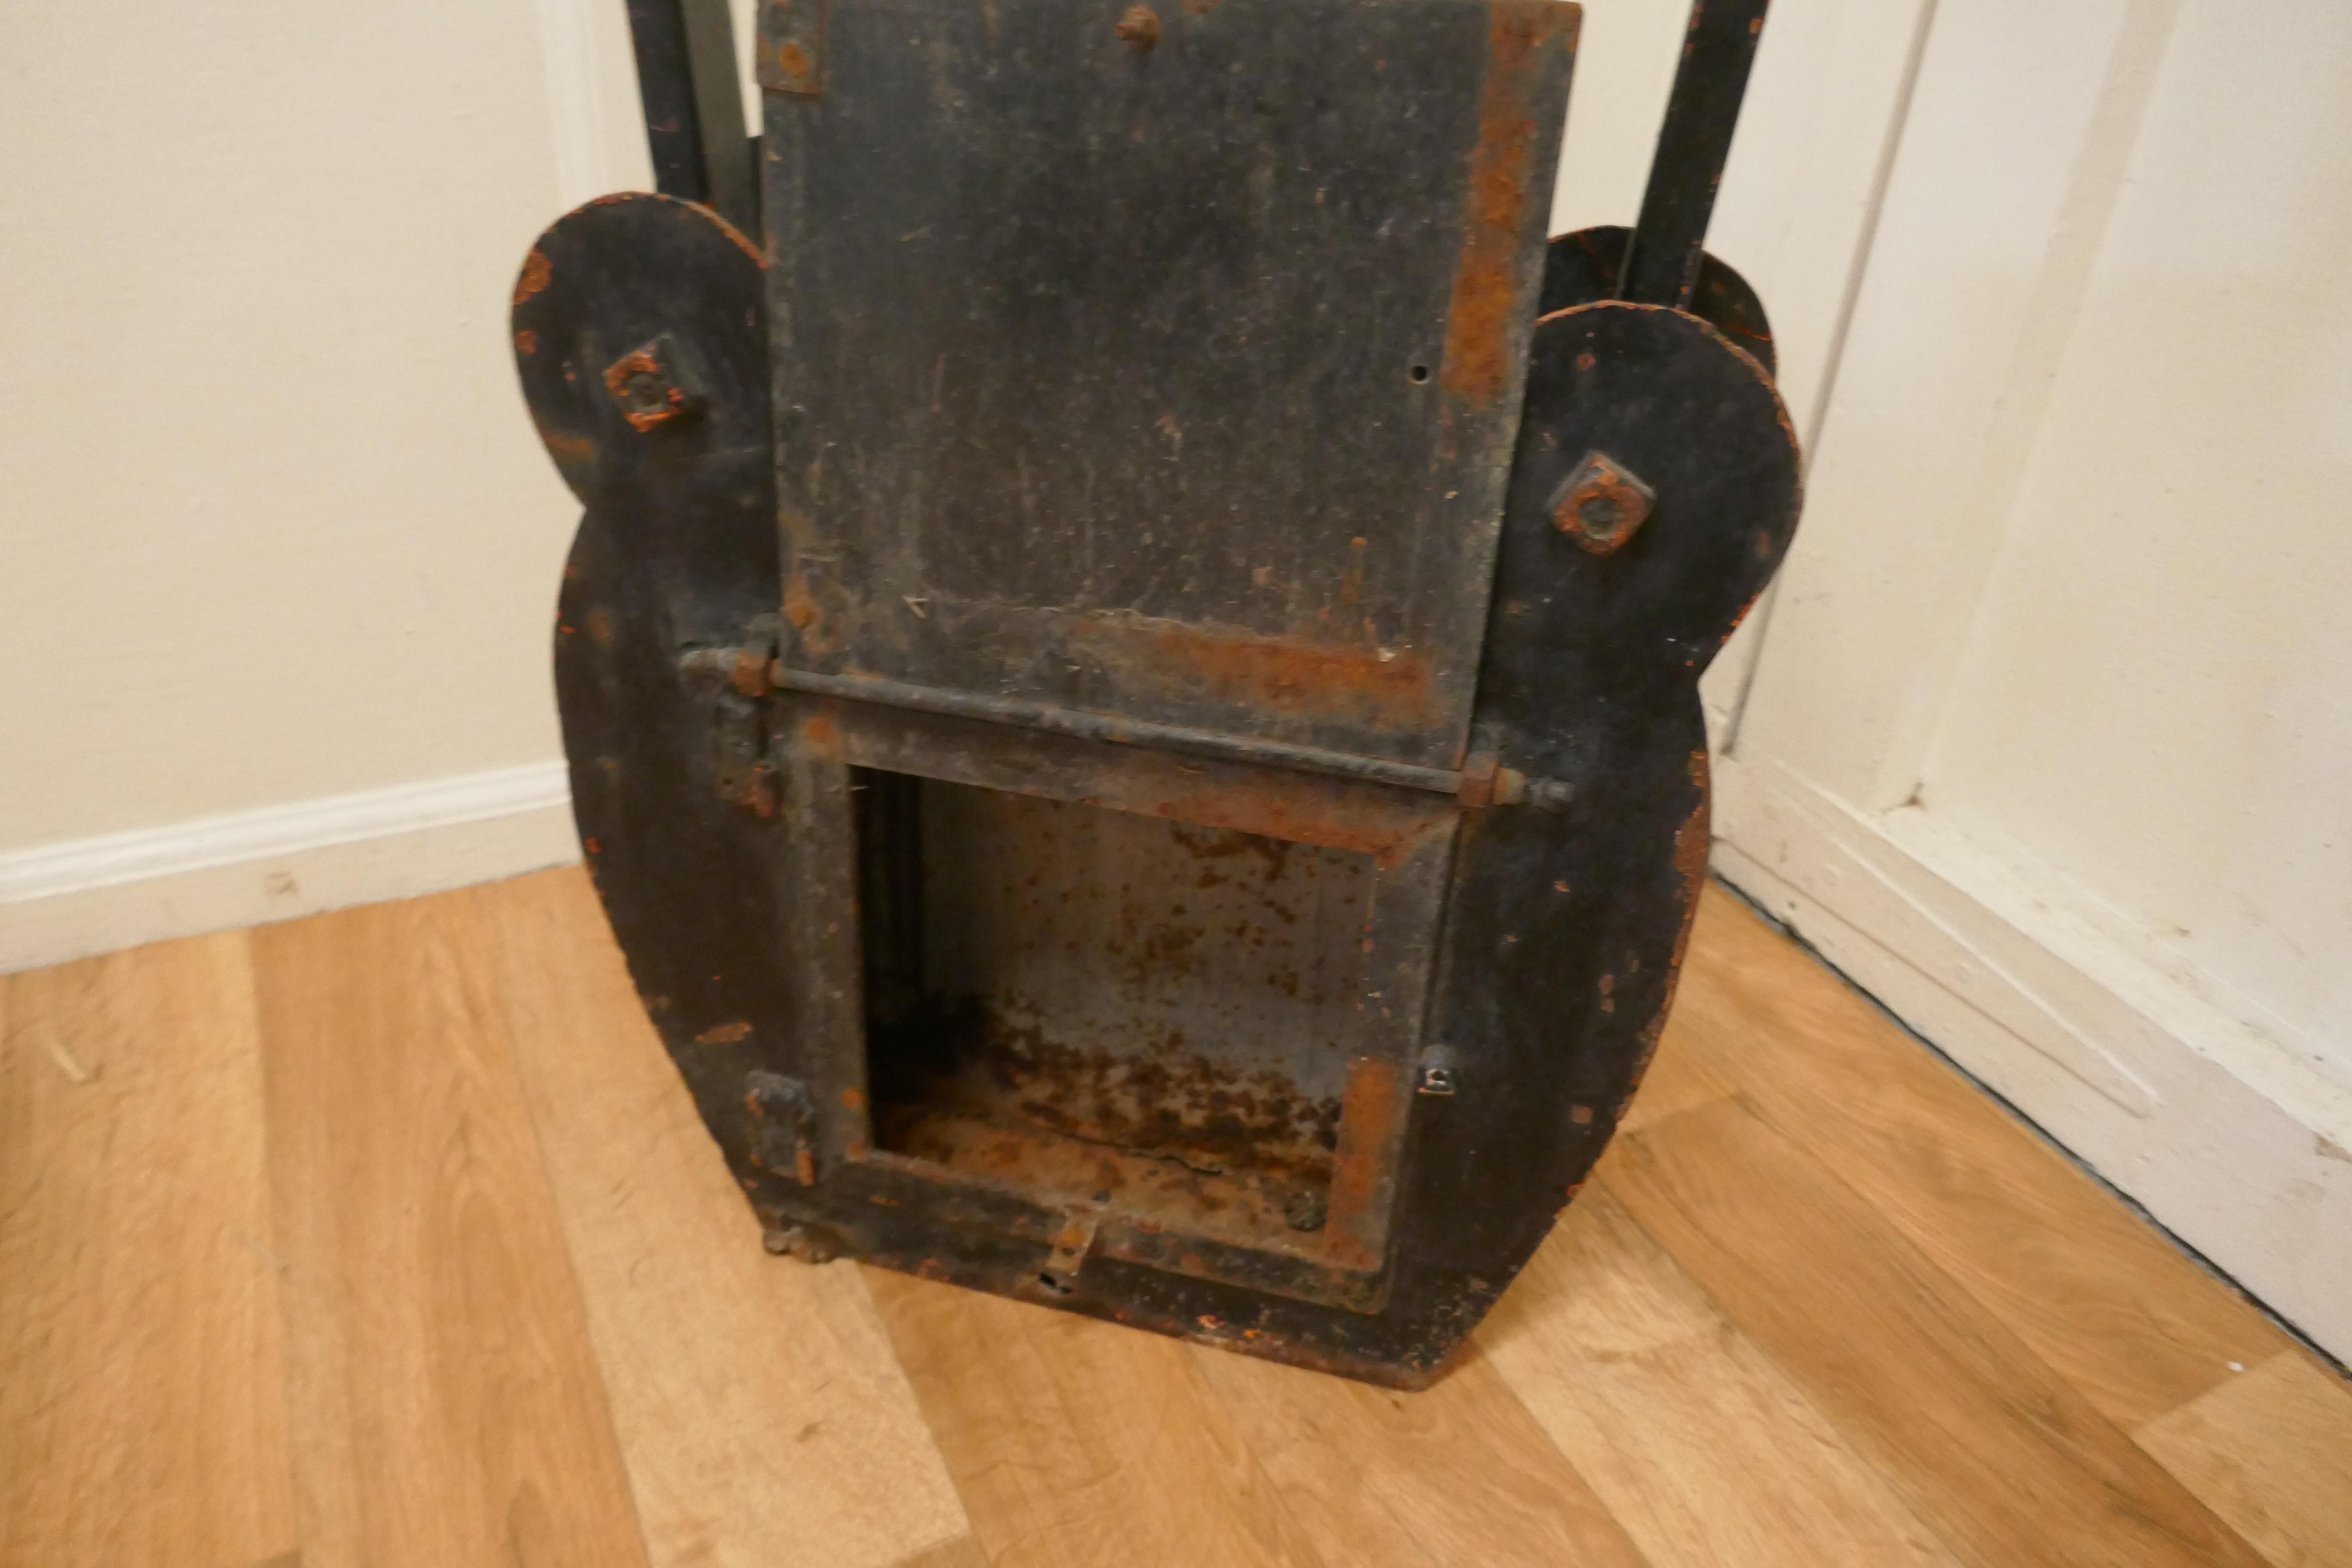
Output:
top-left (855, 770), bottom-right (1380, 1254)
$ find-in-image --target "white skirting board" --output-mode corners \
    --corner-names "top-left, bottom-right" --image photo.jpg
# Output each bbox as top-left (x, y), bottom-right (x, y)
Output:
top-left (0, 763), bottom-right (582, 974)
top-left (1711, 752), bottom-right (2352, 1366)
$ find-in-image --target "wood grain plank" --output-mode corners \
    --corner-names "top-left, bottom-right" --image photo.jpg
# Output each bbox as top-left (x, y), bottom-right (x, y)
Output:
top-left (2135, 1349), bottom-right (2352, 1568)
top-left (0, 935), bottom-right (297, 1568)
top-left (868, 1268), bottom-right (1327, 1568)
top-left (476, 870), bottom-right (974, 1568)
top-left (867, 1270), bottom-right (1136, 1568)
top-left (1481, 1188), bottom-right (1958, 1568)
top-left (1606, 1093), bottom-right (2268, 1568)
top-left (251, 893), bottom-right (649, 1568)
top-left (1671, 887), bottom-right (2288, 1427)
top-left (1194, 1338), bottom-right (1648, 1568)
top-left (1614, 1014), bottom-right (1733, 1135)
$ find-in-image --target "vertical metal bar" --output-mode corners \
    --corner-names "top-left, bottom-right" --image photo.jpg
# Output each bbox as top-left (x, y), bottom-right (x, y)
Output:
top-left (624, 0), bottom-right (756, 233)
top-left (1618, 0), bottom-right (1771, 310)
top-left (778, 703), bottom-right (871, 1165)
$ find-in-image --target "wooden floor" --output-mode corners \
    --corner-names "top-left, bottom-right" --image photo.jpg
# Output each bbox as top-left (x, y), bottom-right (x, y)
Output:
top-left (5, 869), bottom-right (2349, 1568)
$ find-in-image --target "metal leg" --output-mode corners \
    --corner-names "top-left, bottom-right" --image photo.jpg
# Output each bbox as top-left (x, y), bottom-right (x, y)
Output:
top-left (624, 0), bottom-right (756, 233)
top-left (1619, 0), bottom-right (1771, 310)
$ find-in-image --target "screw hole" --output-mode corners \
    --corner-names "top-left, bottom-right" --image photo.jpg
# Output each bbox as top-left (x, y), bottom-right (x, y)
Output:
top-left (1408, 363), bottom-right (1431, 383)
top-left (1037, 1271), bottom-right (1073, 1295)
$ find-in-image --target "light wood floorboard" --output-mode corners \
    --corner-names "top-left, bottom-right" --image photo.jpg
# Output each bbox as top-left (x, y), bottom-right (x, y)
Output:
top-left (0, 936), bottom-right (297, 1568)
top-left (3, 867), bottom-right (2344, 1567)
top-left (475, 875), bottom-right (974, 1568)
top-left (1482, 1189), bottom-right (1959, 1568)
top-left (250, 894), bottom-right (648, 1568)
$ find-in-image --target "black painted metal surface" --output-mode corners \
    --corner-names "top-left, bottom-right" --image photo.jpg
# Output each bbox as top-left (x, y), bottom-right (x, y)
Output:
top-left (513, 0), bottom-right (1802, 1387)
top-left (760, 0), bottom-right (1578, 774)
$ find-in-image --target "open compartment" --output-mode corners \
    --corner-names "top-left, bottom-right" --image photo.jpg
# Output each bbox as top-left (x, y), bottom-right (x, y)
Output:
top-left (854, 769), bottom-right (1385, 1259)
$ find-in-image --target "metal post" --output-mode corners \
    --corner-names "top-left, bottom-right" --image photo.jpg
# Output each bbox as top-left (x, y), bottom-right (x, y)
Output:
top-left (1618, 0), bottom-right (1770, 310)
top-left (624, 0), bottom-right (757, 233)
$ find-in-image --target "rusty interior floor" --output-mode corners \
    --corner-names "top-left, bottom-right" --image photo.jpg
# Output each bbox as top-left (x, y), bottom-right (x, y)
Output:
top-left (863, 776), bottom-right (1374, 1256)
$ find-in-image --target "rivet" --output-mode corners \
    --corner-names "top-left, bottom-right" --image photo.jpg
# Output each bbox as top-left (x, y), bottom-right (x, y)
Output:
top-left (1115, 5), bottom-right (1161, 46)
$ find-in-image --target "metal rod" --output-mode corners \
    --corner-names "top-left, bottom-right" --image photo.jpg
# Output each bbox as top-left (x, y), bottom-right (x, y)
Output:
top-left (768, 665), bottom-right (1470, 797)
top-left (1618, 0), bottom-right (1771, 310)
top-left (623, 0), bottom-right (756, 232)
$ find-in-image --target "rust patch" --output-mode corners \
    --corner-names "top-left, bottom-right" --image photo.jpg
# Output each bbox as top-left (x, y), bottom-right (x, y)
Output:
top-left (1672, 791), bottom-right (1709, 909)
top-left (1114, 5), bottom-right (1161, 46)
top-left (1455, 751), bottom-right (1501, 810)
top-left (1150, 778), bottom-right (1452, 869)
top-left (720, 217), bottom-right (766, 266)
top-left (1322, 1056), bottom-right (1405, 1271)
top-left (729, 649), bottom-right (772, 697)
top-left (585, 608), bottom-right (615, 648)
top-left (1072, 611), bottom-right (1438, 730)
top-left (925, 1013), bottom-right (1342, 1170)
top-left (512, 248), bottom-right (553, 307)
top-left (870, 1026), bottom-right (1339, 1261)
top-left (800, 709), bottom-right (839, 751)
top-left (695, 1020), bottom-right (754, 1045)
top-left (541, 429), bottom-right (593, 464)
top-left (1438, 4), bottom-right (1571, 407)
top-left (782, 556), bottom-right (842, 658)
top-left (514, 328), bottom-right (538, 356)
top-left (726, 766), bottom-right (779, 818)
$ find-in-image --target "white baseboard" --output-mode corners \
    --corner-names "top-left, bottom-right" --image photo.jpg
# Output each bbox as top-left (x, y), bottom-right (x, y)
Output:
top-left (1711, 753), bottom-right (2352, 1365)
top-left (0, 763), bottom-right (582, 974)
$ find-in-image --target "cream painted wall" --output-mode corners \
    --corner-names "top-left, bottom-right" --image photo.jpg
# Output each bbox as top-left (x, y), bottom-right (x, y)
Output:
top-left (0, 0), bottom-right (584, 849)
top-left (1717, 0), bottom-right (2352, 1359)
top-left (1924, 0), bottom-right (2352, 1096)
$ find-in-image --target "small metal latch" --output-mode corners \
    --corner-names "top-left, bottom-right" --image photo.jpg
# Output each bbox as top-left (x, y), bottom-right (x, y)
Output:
top-left (744, 1070), bottom-right (816, 1183)
top-left (1415, 1044), bottom-right (1459, 1096)
top-left (1035, 1208), bottom-right (1102, 1295)
top-left (679, 619), bottom-right (783, 817)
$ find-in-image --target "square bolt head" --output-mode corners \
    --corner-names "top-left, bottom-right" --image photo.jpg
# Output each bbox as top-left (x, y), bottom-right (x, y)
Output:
top-left (1551, 450), bottom-right (1656, 554)
top-left (602, 335), bottom-right (702, 432)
